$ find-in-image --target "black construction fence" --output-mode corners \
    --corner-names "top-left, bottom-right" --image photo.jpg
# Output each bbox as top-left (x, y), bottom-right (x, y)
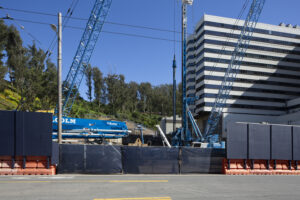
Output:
top-left (57, 144), bottom-right (225, 174)
top-left (227, 122), bottom-right (300, 163)
top-left (0, 110), bottom-right (226, 174)
top-left (58, 144), bottom-right (122, 174)
top-left (0, 110), bottom-right (53, 169)
top-left (0, 110), bottom-right (52, 157)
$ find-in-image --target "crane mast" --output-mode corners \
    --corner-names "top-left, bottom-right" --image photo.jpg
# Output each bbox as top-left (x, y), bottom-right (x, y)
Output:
top-left (181, 0), bottom-right (193, 143)
top-left (204, 0), bottom-right (266, 138)
top-left (56, 0), bottom-right (112, 116)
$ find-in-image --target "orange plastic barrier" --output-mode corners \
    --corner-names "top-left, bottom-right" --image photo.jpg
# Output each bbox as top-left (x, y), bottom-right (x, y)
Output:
top-left (0, 156), bottom-right (56, 175)
top-left (223, 159), bottom-right (300, 175)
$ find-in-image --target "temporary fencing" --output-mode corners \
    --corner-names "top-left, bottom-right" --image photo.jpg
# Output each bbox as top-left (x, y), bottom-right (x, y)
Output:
top-left (181, 147), bottom-right (225, 173)
top-left (122, 146), bottom-right (179, 174)
top-left (0, 110), bottom-right (55, 175)
top-left (225, 122), bottom-right (300, 175)
top-left (57, 145), bottom-right (225, 174)
top-left (58, 144), bottom-right (122, 174)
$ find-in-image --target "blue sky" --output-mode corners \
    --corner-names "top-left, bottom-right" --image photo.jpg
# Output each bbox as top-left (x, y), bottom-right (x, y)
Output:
top-left (1, 0), bottom-right (300, 99)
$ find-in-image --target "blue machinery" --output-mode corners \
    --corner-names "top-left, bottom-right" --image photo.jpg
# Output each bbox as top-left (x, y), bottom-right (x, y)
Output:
top-left (53, 0), bottom-right (129, 140)
top-left (52, 116), bottom-right (128, 140)
top-left (175, 0), bottom-right (266, 147)
top-left (54, 0), bottom-right (266, 145)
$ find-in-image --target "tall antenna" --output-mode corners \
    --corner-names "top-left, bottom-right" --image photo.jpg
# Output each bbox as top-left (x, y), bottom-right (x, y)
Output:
top-left (173, 0), bottom-right (176, 53)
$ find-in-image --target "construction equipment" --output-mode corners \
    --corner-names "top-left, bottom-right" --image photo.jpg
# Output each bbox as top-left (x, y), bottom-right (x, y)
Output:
top-left (181, 0), bottom-right (193, 145)
top-left (52, 116), bottom-right (130, 140)
top-left (135, 125), bottom-right (145, 144)
top-left (156, 125), bottom-right (172, 148)
top-left (128, 138), bottom-right (148, 147)
top-left (53, 0), bottom-right (130, 140)
top-left (174, 0), bottom-right (266, 148)
top-left (59, 0), bottom-right (111, 115)
top-left (204, 0), bottom-right (266, 138)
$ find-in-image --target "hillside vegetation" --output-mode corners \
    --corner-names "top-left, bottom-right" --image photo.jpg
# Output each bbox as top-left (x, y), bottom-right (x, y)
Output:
top-left (0, 19), bottom-right (182, 129)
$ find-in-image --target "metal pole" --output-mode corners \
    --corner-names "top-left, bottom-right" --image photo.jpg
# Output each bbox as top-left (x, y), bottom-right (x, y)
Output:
top-left (155, 125), bottom-right (171, 148)
top-left (181, 3), bottom-right (187, 140)
top-left (172, 55), bottom-right (177, 132)
top-left (57, 12), bottom-right (62, 144)
top-left (140, 128), bottom-right (144, 145)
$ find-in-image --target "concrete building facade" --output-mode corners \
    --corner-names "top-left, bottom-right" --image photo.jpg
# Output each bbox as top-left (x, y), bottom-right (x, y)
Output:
top-left (186, 14), bottom-right (300, 136)
top-left (160, 116), bottom-right (182, 135)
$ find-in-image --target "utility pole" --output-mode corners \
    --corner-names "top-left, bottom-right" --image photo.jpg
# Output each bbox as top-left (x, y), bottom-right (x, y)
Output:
top-left (57, 12), bottom-right (62, 144)
top-left (172, 55), bottom-right (177, 132)
top-left (181, 0), bottom-right (193, 142)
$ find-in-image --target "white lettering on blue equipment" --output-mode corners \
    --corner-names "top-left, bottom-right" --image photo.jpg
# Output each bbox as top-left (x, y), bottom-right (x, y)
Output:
top-left (107, 122), bottom-right (118, 126)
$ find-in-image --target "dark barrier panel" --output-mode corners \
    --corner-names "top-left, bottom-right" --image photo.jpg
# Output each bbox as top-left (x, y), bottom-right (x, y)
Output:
top-left (58, 144), bottom-right (84, 173)
top-left (122, 146), bottom-right (179, 174)
top-left (51, 142), bottom-right (59, 165)
top-left (271, 125), bottom-right (292, 160)
top-left (293, 126), bottom-right (300, 161)
top-left (249, 124), bottom-right (271, 160)
top-left (227, 122), bottom-right (248, 159)
top-left (85, 145), bottom-right (122, 174)
top-left (181, 148), bottom-right (225, 173)
top-left (15, 111), bottom-right (52, 156)
top-left (58, 144), bottom-right (122, 174)
top-left (0, 111), bottom-right (15, 156)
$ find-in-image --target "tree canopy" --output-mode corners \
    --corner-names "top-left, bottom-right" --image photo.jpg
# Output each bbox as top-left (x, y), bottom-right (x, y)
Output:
top-left (0, 20), bottom-right (182, 127)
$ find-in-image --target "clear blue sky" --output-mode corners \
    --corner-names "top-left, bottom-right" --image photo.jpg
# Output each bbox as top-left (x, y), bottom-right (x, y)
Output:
top-left (1, 0), bottom-right (300, 99)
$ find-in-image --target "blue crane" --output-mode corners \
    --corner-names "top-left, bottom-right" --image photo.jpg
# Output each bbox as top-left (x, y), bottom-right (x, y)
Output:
top-left (176, 0), bottom-right (266, 147)
top-left (58, 0), bottom-right (112, 116)
top-left (204, 0), bottom-right (266, 138)
top-left (52, 0), bottom-right (130, 141)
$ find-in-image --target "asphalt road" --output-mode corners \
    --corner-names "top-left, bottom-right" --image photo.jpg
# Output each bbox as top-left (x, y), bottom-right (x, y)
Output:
top-left (0, 174), bottom-right (300, 200)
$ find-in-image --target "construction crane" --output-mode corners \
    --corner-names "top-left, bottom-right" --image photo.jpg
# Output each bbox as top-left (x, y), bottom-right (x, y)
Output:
top-left (52, 0), bottom-right (130, 141)
top-left (59, 0), bottom-right (112, 115)
top-left (176, 0), bottom-right (266, 147)
top-left (204, 0), bottom-right (266, 139)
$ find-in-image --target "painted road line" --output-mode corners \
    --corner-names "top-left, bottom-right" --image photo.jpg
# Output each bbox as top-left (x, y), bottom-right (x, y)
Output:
top-left (0, 180), bottom-right (168, 184)
top-left (38, 176), bottom-right (74, 179)
top-left (109, 180), bottom-right (168, 183)
top-left (94, 197), bottom-right (171, 200)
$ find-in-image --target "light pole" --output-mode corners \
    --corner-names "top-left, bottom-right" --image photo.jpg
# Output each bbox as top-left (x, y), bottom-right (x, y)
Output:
top-left (51, 12), bottom-right (62, 144)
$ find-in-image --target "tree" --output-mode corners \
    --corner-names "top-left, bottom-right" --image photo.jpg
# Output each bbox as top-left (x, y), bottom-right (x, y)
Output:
top-left (0, 21), bottom-right (58, 111)
top-left (104, 73), bottom-right (127, 114)
top-left (5, 25), bottom-right (24, 84)
top-left (127, 81), bottom-right (139, 112)
top-left (92, 67), bottom-right (103, 106)
top-left (138, 82), bottom-right (152, 113)
top-left (40, 59), bottom-right (57, 110)
top-left (17, 44), bottom-right (47, 111)
top-left (85, 64), bottom-right (93, 102)
top-left (118, 74), bottom-right (127, 112)
top-left (0, 20), bottom-right (8, 91)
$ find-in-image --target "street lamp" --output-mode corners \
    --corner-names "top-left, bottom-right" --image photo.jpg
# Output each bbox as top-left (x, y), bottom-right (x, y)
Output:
top-left (50, 13), bottom-right (62, 144)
